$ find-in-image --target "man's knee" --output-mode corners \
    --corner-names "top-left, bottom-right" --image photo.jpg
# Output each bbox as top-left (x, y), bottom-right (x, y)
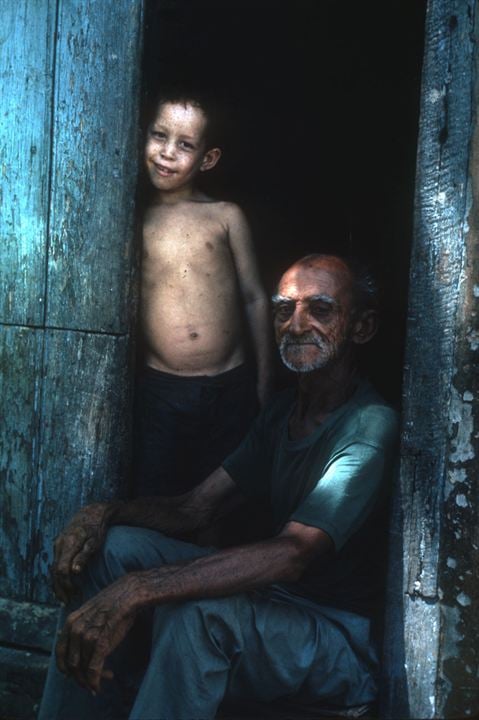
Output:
top-left (86, 526), bottom-right (156, 590)
top-left (153, 596), bottom-right (245, 657)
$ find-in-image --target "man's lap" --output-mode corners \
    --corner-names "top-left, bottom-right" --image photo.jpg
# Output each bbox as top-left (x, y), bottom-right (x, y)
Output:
top-left (96, 527), bottom-right (377, 706)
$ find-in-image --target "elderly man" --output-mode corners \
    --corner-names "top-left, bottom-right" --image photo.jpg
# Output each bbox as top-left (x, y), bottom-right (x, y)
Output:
top-left (39, 254), bottom-right (398, 720)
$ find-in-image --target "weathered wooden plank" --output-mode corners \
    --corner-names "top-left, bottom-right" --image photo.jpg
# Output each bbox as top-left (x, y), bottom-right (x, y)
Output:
top-left (436, 24), bottom-right (479, 713)
top-left (46, 0), bottom-right (143, 333)
top-left (0, 599), bottom-right (57, 654)
top-left (0, 326), bottom-right (43, 601)
top-left (32, 329), bottom-right (132, 603)
top-left (0, 646), bottom-right (50, 720)
top-left (382, 1), bottom-right (478, 718)
top-left (0, 1), bottom-right (55, 326)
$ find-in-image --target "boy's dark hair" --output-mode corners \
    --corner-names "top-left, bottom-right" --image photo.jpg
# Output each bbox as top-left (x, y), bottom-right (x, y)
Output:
top-left (145, 86), bottom-right (227, 149)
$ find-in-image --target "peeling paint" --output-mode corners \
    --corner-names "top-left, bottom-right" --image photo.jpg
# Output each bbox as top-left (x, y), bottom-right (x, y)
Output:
top-left (466, 328), bottom-right (479, 350)
top-left (455, 493), bottom-right (469, 507)
top-left (428, 87), bottom-right (446, 103)
top-left (447, 557), bottom-right (457, 569)
top-left (456, 592), bottom-right (471, 607)
top-left (449, 384), bottom-right (475, 462)
top-left (445, 467), bottom-right (467, 499)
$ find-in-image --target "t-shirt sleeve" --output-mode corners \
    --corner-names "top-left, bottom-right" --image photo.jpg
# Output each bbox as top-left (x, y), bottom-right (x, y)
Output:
top-left (290, 442), bottom-right (390, 551)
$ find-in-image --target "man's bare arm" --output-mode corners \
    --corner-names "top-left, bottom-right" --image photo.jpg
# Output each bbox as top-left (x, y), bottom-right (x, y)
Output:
top-left (226, 204), bottom-right (274, 406)
top-left (56, 520), bottom-right (333, 693)
top-left (52, 467), bottom-right (240, 603)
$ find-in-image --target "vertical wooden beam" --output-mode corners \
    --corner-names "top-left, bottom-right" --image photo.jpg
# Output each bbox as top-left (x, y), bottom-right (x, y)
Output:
top-left (47, 0), bottom-right (142, 333)
top-left (33, 330), bottom-right (131, 602)
top-left (0, 1), bottom-right (144, 716)
top-left (0, 328), bottom-right (43, 601)
top-left (0, 1), bottom-right (55, 325)
top-left (382, 1), bottom-right (479, 717)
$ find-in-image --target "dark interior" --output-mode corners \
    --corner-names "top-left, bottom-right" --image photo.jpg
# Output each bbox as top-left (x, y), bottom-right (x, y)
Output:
top-left (141, 0), bottom-right (427, 405)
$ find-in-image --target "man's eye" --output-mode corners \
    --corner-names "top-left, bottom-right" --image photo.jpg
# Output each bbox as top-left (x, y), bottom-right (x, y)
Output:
top-left (274, 304), bottom-right (294, 320)
top-left (309, 303), bottom-right (332, 319)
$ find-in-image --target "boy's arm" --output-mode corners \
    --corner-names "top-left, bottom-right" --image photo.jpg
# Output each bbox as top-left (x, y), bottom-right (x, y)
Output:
top-left (226, 204), bottom-right (274, 407)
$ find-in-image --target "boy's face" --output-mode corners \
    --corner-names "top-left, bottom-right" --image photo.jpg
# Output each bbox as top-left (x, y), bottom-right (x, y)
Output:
top-left (144, 101), bottom-right (219, 193)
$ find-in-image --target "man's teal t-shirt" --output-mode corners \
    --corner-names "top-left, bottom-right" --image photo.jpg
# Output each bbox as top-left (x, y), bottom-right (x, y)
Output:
top-left (222, 380), bottom-right (399, 617)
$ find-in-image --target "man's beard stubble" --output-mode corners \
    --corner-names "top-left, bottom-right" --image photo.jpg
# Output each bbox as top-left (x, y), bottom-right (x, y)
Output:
top-left (279, 332), bottom-right (334, 373)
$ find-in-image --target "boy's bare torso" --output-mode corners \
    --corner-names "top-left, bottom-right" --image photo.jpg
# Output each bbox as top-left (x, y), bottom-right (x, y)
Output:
top-left (142, 197), bottom-right (245, 375)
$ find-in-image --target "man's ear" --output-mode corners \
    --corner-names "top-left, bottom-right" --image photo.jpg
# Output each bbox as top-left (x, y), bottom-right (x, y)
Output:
top-left (351, 310), bottom-right (378, 345)
top-left (200, 147), bottom-right (222, 172)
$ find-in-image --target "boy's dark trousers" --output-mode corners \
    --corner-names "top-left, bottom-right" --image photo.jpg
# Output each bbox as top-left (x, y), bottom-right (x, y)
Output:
top-left (132, 363), bottom-right (258, 497)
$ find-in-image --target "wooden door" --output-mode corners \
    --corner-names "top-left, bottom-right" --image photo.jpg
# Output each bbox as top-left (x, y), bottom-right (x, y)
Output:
top-left (0, 2), bottom-right (143, 716)
top-left (382, 0), bottom-right (479, 717)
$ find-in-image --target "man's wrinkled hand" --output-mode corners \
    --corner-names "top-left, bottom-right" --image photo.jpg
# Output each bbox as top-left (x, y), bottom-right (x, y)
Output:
top-left (52, 502), bottom-right (117, 604)
top-left (55, 574), bottom-right (140, 694)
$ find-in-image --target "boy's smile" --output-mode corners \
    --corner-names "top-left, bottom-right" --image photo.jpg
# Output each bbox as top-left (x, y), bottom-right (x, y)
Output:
top-left (145, 102), bottom-right (217, 199)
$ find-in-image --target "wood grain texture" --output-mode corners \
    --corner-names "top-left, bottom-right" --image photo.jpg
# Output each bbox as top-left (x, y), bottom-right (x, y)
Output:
top-left (32, 329), bottom-right (132, 603)
top-left (0, 2), bottom-right (55, 326)
top-left (0, 646), bottom-right (50, 720)
top-left (0, 598), bottom-right (57, 654)
top-left (46, 0), bottom-right (143, 333)
top-left (382, 1), bottom-right (479, 718)
top-left (0, 326), bottom-right (43, 601)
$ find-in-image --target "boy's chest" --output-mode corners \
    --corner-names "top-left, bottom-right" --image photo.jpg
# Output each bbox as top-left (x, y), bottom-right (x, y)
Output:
top-left (143, 209), bottom-right (230, 262)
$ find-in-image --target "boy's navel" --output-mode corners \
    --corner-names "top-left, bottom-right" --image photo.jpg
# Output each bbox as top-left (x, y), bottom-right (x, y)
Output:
top-left (205, 241), bottom-right (214, 251)
top-left (189, 332), bottom-right (199, 340)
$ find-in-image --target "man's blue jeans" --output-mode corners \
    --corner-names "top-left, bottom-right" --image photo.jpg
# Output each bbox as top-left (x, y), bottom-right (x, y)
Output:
top-left (38, 527), bottom-right (378, 720)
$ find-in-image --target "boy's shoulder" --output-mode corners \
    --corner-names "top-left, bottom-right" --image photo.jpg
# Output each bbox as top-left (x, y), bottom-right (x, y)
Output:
top-left (197, 197), bottom-right (245, 220)
top-left (191, 197), bottom-right (248, 234)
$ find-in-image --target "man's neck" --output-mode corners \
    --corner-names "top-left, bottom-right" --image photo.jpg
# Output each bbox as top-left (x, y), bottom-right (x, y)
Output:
top-left (289, 357), bottom-right (359, 439)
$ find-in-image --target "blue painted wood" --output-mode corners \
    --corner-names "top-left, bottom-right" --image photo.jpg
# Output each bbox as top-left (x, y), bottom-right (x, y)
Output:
top-left (33, 330), bottom-right (131, 603)
top-left (382, 1), bottom-right (479, 718)
top-left (0, 0), bottom-right (143, 714)
top-left (0, 2), bottom-right (56, 326)
top-left (46, 0), bottom-right (143, 333)
top-left (0, 326), bottom-right (43, 601)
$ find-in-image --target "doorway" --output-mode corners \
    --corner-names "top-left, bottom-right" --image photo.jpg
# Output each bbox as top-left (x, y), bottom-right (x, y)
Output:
top-left (141, 0), bottom-right (426, 404)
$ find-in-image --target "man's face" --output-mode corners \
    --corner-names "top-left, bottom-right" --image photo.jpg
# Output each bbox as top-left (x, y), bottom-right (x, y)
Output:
top-left (144, 101), bottom-right (209, 192)
top-left (273, 258), bottom-right (357, 373)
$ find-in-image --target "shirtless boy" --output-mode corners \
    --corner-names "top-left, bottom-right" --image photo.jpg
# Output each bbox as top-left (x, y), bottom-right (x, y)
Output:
top-left (134, 91), bottom-right (272, 497)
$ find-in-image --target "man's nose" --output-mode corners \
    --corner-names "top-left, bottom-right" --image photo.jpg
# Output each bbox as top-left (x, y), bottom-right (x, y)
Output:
top-left (287, 307), bottom-right (311, 334)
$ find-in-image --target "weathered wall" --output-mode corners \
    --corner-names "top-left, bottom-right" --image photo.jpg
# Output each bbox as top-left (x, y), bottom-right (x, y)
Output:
top-left (0, 1), bottom-right (143, 717)
top-left (382, 0), bottom-right (479, 717)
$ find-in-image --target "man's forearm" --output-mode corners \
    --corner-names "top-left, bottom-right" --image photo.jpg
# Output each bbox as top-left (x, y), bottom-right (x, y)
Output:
top-left (107, 468), bottom-right (239, 537)
top-left (108, 493), bottom-right (205, 536)
top-left (127, 533), bottom-right (309, 611)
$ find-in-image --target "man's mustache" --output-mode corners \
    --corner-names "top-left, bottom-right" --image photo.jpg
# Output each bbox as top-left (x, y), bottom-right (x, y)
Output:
top-left (280, 333), bottom-right (328, 349)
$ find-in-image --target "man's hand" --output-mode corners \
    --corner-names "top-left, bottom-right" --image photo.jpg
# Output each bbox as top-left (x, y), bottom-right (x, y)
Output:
top-left (52, 502), bottom-right (119, 604)
top-left (55, 574), bottom-right (140, 694)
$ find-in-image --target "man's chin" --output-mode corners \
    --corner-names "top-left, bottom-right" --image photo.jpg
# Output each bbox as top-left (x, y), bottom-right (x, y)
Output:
top-left (279, 352), bottom-right (329, 374)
